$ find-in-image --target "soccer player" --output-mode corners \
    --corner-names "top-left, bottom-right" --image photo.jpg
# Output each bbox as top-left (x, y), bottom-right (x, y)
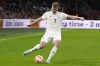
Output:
top-left (23, 2), bottom-right (84, 63)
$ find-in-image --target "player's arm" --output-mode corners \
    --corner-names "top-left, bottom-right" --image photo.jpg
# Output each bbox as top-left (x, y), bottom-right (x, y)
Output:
top-left (67, 15), bottom-right (85, 20)
top-left (27, 12), bottom-right (47, 27)
top-left (27, 17), bottom-right (42, 27)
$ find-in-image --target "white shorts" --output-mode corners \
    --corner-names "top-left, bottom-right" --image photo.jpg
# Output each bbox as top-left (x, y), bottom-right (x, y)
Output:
top-left (40, 31), bottom-right (61, 44)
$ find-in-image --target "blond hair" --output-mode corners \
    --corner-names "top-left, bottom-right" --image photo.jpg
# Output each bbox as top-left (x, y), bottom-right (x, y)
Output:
top-left (52, 2), bottom-right (60, 8)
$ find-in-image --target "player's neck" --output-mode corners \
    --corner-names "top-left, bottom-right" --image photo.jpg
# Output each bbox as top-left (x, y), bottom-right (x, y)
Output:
top-left (52, 11), bottom-right (58, 15)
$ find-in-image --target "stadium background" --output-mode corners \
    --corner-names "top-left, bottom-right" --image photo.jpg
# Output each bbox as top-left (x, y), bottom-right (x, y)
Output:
top-left (0, 0), bottom-right (100, 19)
top-left (0, 0), bottom-right (100, 66)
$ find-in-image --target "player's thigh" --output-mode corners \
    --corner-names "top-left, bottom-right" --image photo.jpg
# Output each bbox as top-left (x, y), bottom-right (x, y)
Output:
top-left (53, 33), bottom-right (61, 47)
top-left (40, 36), bottom-right (51, 49)
top-left (40, 33), bottom-right (52, 44)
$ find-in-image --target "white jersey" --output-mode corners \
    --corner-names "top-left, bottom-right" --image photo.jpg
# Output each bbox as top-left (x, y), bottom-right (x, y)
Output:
top-left (41, 11), bottom-right (68, 32)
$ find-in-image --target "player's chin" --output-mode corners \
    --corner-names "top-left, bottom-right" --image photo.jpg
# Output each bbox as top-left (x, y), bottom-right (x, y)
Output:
top-left (52, 11), bottom-right (57, 14)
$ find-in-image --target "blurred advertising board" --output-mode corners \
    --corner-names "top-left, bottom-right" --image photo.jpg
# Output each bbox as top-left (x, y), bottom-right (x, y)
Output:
top-left (3, 19), bottom-right (30, 28)
top-left (3, 19), bottom-right (39, 28)
top-left (2, 19), bottom-right (100, 29)
top-left (40, 20), bottom-right (100, 29)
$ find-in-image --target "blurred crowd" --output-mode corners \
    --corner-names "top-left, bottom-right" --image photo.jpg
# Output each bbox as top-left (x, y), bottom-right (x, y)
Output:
top-left (0, 0), bottom-right (52, 19)
top-left (0, 0), bottom-right (99, 19)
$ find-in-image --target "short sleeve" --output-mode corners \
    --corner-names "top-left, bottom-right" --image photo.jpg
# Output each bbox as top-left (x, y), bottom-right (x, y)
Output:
top-left (62, 13), bottom-right (68, 20)
top-left (41, 12), bottom-right (48, 20)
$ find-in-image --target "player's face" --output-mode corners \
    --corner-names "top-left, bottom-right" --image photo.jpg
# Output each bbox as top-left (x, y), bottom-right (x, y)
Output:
top-left (51, 6), bottom-right (59, 14)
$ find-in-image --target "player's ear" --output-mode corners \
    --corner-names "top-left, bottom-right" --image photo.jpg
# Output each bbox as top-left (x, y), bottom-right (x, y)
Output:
top-left (58, 6), bottom-right (60, 10)
top-left (58, 3), bottom-right (61, 10)
top-left (58, 6), bottom-right (61, 11)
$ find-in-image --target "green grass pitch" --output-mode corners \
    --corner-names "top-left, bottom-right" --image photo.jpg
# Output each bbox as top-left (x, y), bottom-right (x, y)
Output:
top-left (0, 28), bottom-right (100, 66)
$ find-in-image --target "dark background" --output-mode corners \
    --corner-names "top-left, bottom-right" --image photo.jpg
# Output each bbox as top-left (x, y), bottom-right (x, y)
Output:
top-left (0, 0), bottom-right (100, 20)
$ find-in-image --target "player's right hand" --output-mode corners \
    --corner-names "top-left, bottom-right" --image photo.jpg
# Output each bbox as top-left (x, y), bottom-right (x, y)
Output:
top-left (27, 25), bottom-right (31, 27)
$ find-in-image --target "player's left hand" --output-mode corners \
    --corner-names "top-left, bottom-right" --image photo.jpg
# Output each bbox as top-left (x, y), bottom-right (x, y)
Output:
top-left (79, 17), bottom-right (85, 21)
